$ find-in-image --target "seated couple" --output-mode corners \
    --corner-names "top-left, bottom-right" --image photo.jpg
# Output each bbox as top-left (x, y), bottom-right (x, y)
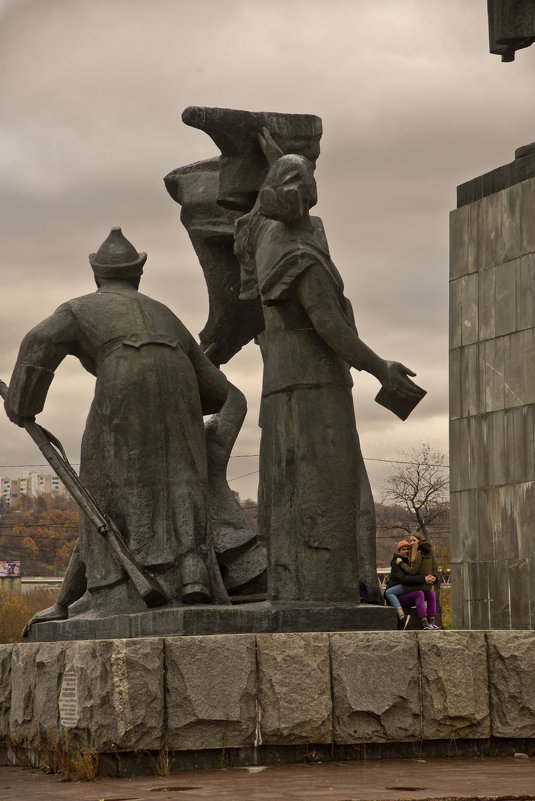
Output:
top-left (384, 534), bottom-right (441, 630)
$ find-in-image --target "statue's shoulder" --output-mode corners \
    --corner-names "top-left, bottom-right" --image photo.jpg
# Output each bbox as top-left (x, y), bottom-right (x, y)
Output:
top-left (137, 292), bottom-right (188, 324)
top-left (56, 292), bottom-right (105, 321)
top-left (61, 291), bottom-right (98, 308)
top-left (137, 292), bottom-right (194, 340)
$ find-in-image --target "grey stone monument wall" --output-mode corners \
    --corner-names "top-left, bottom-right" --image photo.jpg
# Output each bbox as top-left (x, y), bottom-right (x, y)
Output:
top-left (450, 146), bottom-right (535, 629)
top-left (2, 631), bottom-right (535, 772)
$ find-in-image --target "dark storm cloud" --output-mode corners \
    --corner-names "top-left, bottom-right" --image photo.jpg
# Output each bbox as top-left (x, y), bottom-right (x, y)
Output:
top-left (1, 0), bottom-right (534, 499)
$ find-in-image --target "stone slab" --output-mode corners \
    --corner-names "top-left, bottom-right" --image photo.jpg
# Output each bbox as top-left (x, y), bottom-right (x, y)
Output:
top-left (484, 338), bottom-right (505, 413)
top-left (511, 406), bottom-right (528, 484)
top-left (476, 191), bottom-right (500, 270)
top-left (523, 333), bottom-right (535, 405)
top-left (488, 559), bottom-right (513, 630)
top-left (520, 177), bottom-right (535, 256)
top-left (517, 482), bottom-right (535, 558)
top-left (449, 562), bottom-right (468, 629)
top-left (9, 642), bottom-right (65, 744)
top-left (487, 412), bottom-right (505, 487)
top-left (26, 601), bottom-right (397, 642)
top-left (419, 631), bottom-right (490, 740)
top-left (495, 261), bottom-right (518, 338)
top-left (165, 634), bottom-right (256, 751)
top-left (449, 279), bottom-right (462, 350)
top-left (473, 416), bottom-right (489, 490)
top-left (330, 631), bottom-right (421, 743)
top-left (64, 638), bottom-right (164, 751)
top-left (478, 266), bottom-right (496, 341)
top-left (518, 255), bottom-right (534, 331)
top-left (487, 631), bottom-right (535, 738)
top-left (449, 347), bottom-right (461, 420)
top-left (256, 633), bottom-right (331, 745)
top-left (449, 206), bottom-right (469, 279)
top-left (465, 560), bottom-right (491, 631)
top-left (0, 646), bottom-right (11, 739)
top-left (500, 183), bottom-right (522, 265)
top-left (461, 273), bottom-right (478, 346)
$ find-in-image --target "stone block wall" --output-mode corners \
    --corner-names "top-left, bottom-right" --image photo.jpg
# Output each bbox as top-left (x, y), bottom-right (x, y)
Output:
top-left (1, 631), bottom-right (534, 769)
top-left (450, 172), bottom-right (535, 629)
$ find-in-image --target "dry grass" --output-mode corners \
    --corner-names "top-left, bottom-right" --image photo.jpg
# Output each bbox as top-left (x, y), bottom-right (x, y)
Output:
top-left (40, 728), bottom-right (98, 781)
top-left (70, 746), bottom-right (99, 781)
top-left (135, 747), bottom-right (171, 778)
top-left (0, 587), bottom-right (59, 643)
top-left (155, 746), bottom-right (170, 778)
top-left (10, 728), bottom-right (98, 781)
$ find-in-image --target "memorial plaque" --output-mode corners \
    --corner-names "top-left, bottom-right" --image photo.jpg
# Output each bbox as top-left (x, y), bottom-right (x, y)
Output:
top-left (58, 665), bottom-right (78, 728)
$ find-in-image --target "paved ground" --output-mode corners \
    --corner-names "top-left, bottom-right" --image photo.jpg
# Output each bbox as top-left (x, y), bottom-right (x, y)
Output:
top-left (1, 756), bottom-right (535, 801)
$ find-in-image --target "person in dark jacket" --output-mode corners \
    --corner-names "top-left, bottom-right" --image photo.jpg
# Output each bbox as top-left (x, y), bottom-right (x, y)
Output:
top-left (385, 539), bottom-right (438, 629)
top-left (385, 540), bottom-right (413, 629)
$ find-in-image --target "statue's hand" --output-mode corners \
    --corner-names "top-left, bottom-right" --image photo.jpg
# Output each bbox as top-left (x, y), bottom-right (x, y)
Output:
top-left (22, 602), bottom-right (68, 638)
top-left (381, 361), bottom-right (421, 400)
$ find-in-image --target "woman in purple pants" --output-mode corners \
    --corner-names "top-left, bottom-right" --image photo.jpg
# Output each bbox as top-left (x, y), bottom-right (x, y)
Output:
top-left (385, 539), bottom-right (439, 630)
top-left (397, 533), bottom-right (439, 629)
top-left (397, 586), bottom-right (437, 629)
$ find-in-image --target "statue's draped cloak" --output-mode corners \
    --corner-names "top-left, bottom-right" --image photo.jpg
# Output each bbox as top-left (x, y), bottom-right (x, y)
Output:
top-left (239, 215), bottom-right (367, 602)
top-left (9, 285), bottom-right (226, 595)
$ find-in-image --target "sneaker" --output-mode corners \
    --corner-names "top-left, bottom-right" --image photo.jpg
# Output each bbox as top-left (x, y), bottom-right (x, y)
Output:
top-left (428, 623), bottom-right (441, 630)
top-left (421, 622), bottom-right (432, 630)
top-left (401, 613), bottom-right (411, 630)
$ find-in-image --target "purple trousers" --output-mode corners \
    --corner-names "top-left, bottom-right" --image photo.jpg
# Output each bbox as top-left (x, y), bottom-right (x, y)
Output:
top-left (398, 589), bottom-right (436, 619)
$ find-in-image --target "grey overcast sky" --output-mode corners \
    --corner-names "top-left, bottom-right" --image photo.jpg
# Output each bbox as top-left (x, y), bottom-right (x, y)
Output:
top-left (1, 0), bottom-right (534, 501)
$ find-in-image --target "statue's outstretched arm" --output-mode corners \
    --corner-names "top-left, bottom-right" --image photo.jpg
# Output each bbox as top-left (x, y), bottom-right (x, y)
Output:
top-left (296, 263), bottom-right (422, 401)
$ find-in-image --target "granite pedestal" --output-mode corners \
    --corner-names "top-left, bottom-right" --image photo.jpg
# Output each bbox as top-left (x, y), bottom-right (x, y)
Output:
top-left (26, 601), bottom-right (395, 643)
top-left (2, 631), bottom-right (535, 773)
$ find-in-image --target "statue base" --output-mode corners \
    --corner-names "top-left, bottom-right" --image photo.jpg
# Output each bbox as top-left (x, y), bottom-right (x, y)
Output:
top-left (26, 600), bottom-right (395, 642)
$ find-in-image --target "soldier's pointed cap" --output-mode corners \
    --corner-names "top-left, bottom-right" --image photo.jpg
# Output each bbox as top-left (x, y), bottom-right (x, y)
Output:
top-left (89, 227), bottom-right (147, 278)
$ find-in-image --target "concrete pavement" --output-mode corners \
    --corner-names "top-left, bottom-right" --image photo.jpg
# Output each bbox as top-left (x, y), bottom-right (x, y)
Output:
top-left (1, 756), bottom-right (535, 800)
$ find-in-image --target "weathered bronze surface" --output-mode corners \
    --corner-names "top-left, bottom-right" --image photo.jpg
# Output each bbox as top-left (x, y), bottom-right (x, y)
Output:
top-left (5, 109), bottom-right (426, 637)
top-left (170, 108), bottom-right (426, 607)
top-left (5, 228), bottom-right (265, 631)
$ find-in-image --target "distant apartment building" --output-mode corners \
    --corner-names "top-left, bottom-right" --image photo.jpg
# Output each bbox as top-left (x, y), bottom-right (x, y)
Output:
top-left (0, 472), bottom-right (67, 507)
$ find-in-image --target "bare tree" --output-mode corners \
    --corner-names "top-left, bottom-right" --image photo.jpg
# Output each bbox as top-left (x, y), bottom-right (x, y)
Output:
top-left (381, 443), bottom-right (449, 537)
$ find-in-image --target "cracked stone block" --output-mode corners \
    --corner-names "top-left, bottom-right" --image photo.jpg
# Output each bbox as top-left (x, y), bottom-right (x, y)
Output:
top-left (256, 632), bottom-right (331, 745)
top-left (61, 638), bottom-right (164, 751)
top-left (487, 631), bottom-right (535, 737)
top-left (165, 634), bottom-right (256, 750)
top-left (0, 644), bottom-right (12, 739)
top-left (9, 642), bottom-right (65, 744)
top-left (331, 632), bottom-right (421, 743)
top-left (420, 631), bottom-right (490, 739)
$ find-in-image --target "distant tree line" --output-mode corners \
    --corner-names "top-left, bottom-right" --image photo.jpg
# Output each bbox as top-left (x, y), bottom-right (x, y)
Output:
top-left (0, 493), bottom-right (78, 573)
top-left (0, 442), bottom-right (449, 576)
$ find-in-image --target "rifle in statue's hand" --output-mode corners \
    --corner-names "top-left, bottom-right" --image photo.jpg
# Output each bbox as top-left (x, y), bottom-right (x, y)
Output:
top-left (0, 379), bottom-right (169, 608)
